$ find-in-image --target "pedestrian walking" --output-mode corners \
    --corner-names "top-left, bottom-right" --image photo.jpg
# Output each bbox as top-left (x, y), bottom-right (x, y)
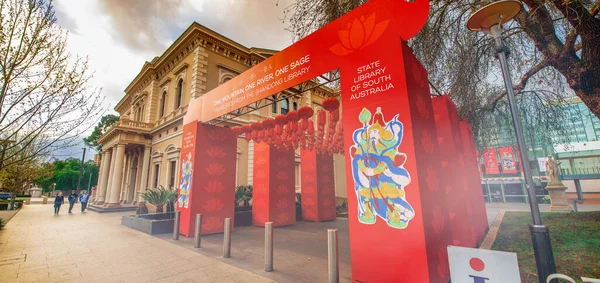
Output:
top-left (54, 192), bottom-right (64, 215)
top-left (67, 190), bottom-right (78, 213)
top-left (79, 191), bottom-right (90, 212)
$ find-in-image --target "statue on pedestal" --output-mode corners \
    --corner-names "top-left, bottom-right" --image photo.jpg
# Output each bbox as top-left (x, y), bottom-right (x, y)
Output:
top-left (545, 156), bottom-right (561, 184)
top-left (544, 155), bottom-right (572, 212)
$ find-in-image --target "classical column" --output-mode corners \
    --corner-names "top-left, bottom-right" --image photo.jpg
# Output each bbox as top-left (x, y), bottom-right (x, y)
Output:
top-left (103, 148), bottom-right (118, 206)
top-left (98, 148), bottom-right (116, 205)
top-left (120, 153), bottom-right (130, 203)
top-left (133, 149), bottom-right (144, 204)
top-left (94, 150), bottom-right (109, 203)
top-left (137, 146), bottom-right (151, 205)
top-left (106, 144), bottom-right (126, 208)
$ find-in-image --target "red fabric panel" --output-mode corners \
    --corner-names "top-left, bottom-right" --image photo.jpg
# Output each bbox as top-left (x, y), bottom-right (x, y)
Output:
top-left (252, 143), bottom-right (296, 227)
top-left (432, 96), bottom-right (475, 248)
top-left (177, 122), bottom-right (236, 236)
top-left (459, 121), bottom-right (489, 240)
top-left (300, 149), bottom-right (336, 222)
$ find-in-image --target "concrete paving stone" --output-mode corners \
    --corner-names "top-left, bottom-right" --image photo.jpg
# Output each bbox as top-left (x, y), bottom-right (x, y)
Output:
top-left (0, 204), bottom-right (272, 283)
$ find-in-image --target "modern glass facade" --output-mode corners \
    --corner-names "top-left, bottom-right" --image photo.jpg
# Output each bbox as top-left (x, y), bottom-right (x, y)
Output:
top-left (476, 97), bottom-right (600, 203)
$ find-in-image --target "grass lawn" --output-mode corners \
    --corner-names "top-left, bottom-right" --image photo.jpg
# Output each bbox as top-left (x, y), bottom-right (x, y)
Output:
top-left (491, 211), bottom-right (600, 283)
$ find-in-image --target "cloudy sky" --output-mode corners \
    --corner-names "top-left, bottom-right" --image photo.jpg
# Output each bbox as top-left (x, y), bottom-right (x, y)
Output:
top-left (52, 0), bottom-right (294, 159)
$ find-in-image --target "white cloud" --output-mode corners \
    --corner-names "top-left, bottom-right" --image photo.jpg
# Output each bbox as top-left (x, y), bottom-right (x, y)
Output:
top-left (54, 0), bottom-right (293, 114)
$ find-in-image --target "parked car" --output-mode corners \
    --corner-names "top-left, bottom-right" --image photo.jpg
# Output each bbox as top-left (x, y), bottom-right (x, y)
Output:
top-left (0, 193), bottom-right (11, 200)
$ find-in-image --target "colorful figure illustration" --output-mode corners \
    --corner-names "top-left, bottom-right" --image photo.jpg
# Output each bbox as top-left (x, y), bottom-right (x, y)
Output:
top-left (349, 107), bottom-right (414, 229)
top-left (179, 153), bottom-right (193, 208)
top-left (501, 151), bottom-right (515, 171)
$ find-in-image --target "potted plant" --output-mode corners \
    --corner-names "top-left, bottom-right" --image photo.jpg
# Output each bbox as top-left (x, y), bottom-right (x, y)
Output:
top-left (122, 186), bottom-right (178, 235)
top-left (140, 186), bottom-right (177, 214)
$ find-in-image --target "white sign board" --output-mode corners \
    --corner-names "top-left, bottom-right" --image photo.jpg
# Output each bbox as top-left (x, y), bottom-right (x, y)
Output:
top-left (538, 157), bottom-right (548, 172)
top-left (448, 246), bottom-right (521, 283)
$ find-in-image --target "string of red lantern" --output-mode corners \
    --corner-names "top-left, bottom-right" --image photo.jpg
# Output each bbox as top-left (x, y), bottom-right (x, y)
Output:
top-left (229, 98), bottom-right (344, 154)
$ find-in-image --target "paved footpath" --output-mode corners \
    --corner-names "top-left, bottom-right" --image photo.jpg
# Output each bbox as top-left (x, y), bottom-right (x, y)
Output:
top-left (0, 204), bottom-right (273, 283)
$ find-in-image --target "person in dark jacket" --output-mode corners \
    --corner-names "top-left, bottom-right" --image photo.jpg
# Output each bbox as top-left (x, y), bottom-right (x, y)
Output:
top-left (79, 191), bottom-right (90, 212)
top-left (67, 190), bottom-right (78, 213)
top-left (54, 192), bottom-right (64, 215)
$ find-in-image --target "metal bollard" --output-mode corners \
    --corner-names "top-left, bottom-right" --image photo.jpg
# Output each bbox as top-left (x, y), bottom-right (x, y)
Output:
top-left (173, 211), bottom-right (180, 240)
top-left (223, 218), bottom-right (231, 258)
top-left (194, 214), bottom-right (202, 248)
top-left (572, 200), bottom-right (579, 213)
top-left (265, 222), bottom-right (274, 272)
top-left (328, 229), bottom-right (339, 283)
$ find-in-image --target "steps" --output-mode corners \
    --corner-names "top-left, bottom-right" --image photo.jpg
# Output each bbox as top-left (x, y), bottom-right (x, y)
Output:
top-left (87, 204), bottom-right (137, 213)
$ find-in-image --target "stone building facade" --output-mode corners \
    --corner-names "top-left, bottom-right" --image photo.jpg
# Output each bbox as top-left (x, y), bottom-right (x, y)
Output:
top-left (94, 22), bottom-right (346, 209)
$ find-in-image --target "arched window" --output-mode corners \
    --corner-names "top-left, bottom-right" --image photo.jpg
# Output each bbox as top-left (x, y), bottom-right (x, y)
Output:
top-left (140, 105), bottom-right (144, 121)
top-left (160, 91), bottom-right (166, 117)
top-left (281, 98), bottom-right (289, 115)
top-left (271, 95), bottom-right (277, 113)
top-left (293, 102), bottom-right (298, 111)
top-left (176, 80), bottom-right (183, 109)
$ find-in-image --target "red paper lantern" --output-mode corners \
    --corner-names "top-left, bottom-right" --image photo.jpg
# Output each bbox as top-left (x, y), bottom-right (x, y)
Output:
top-left (298, 106), bottom-right (314, 119)
top-left (322, 98), bottom-right (340, 111)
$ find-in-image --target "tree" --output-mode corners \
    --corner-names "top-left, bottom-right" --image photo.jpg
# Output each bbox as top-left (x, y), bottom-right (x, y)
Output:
top-left (0, 0), bottom-right (104, 173)
top-left (282, 0), bottom-right (599, 146)
top-left (28, 157), bottom-right (99, 193)
top-left (49, 158), bottom-right (98, 191)
top-left (84, 114), bottom-right (119, 153)
top-left (0, 145), bottom-right (43, 209)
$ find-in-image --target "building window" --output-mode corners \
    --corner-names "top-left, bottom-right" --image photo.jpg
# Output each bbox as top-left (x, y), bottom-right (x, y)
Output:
top-left (176, 80), bottom-right (183, 109)
top-left (281, 98), bottom-right (289, 115)
top-left (293, 102), bottom-right (298, 111)
top-left (160, 91), bottom-right (166, 117)
top-left (153, 164), bottom-right (160, 188)
top-left (271, 95), bottom-right (277, 113)
top-left (169, 160), bottom-right (177, 189)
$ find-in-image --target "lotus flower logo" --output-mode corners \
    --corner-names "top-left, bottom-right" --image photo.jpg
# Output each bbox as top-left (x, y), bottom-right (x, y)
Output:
top-left (303, 197), bottom-right (316, 206)
top-left (203, 198), bottom-right (224, 212)
top-left (206, 163), bottom-right (226, 175)
top-left (203, 216), bottom-right (224, 232)
top-left (276, 199), bottom-right (290, 209)
top-left (276, 213), bottom-right (290, 223)
top-left (330, 14), bottom-right (390, 56)
top-left (206, 146), bottom-right (226, 158)
top-left (204, 181), bottom-right (224, 193)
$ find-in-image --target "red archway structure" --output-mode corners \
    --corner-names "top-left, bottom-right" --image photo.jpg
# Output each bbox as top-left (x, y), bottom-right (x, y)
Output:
top-left (177, 0), bottom-right (487, 282)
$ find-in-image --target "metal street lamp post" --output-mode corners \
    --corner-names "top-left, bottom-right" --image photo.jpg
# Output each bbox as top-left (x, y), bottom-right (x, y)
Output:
top-left (467, 1), bottom-right (556, 282)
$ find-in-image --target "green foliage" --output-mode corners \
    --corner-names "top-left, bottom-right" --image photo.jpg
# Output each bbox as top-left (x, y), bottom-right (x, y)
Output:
top-left (542, 195), bottom-right (551, 204)
top-left (141, 186), bottom-right (177, 213)
top-left (235, 185), bottom-right (252, 207)
top-left (0, 218), bottom-right (4, 229)
top-left (492, 211), bottom-right (600, 282)
top-left (84, 114), bottom-right (120, 152)
top-left (32, 158), bottom-right (99, 192)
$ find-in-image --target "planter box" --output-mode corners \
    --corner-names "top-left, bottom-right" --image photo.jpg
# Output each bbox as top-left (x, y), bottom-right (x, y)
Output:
top-left (121, 213), bottom-right (174, 235)
top-left (0, 203), bottom-right (7, 210)
top-left (296, 203), bottom-right (302, 221)
top-left (234, 210), bottom-right (252, 227)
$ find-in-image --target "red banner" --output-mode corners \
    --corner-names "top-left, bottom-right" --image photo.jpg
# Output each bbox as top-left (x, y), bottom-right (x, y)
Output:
top-left (483, 148), bottom-right (499, 175)
top-left (183, 0), bottom-right (430, 124)
top-left (498, 147), bottom-right (518, 174)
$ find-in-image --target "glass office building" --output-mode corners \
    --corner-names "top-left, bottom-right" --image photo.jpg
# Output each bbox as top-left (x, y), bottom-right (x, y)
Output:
top-left (476, 97), bottom-right (600, 203)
